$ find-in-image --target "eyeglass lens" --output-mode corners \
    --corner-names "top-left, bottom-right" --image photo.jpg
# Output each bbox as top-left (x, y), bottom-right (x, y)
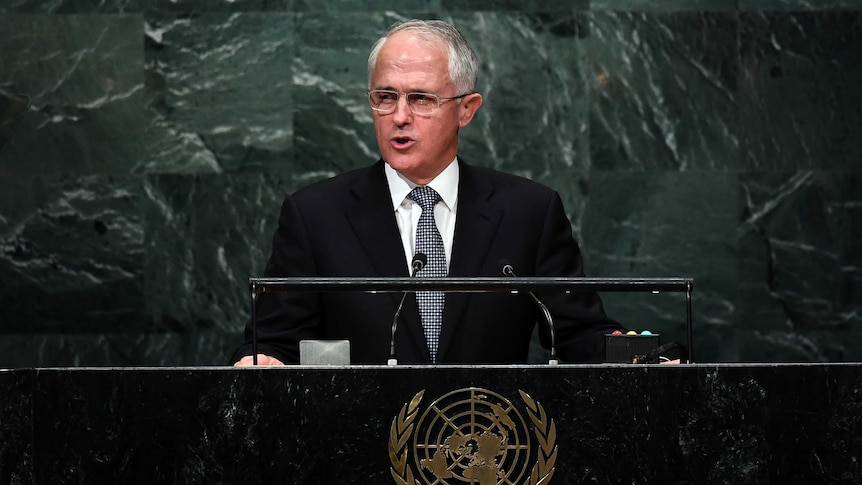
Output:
top-left (369, 91), bottom-right (439, 114)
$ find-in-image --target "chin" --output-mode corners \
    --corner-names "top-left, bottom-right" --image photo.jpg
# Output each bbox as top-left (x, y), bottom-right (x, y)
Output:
top-left (382, 155), bottom-right (419, 172)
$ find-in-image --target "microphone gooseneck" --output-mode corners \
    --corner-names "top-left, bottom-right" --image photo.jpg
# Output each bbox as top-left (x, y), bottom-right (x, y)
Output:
top-left (502, 263), bottom-right (559, 365)
top-left (388, 253), bottom-right (427, 365)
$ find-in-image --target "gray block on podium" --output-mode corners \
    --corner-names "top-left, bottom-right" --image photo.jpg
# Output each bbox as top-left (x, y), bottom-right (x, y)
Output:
top-left (300, 340), bottom-right (351, 365)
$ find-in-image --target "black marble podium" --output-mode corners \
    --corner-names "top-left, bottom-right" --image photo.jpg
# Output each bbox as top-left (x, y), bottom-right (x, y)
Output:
top-left (2, 364), bottom-right (861, 484)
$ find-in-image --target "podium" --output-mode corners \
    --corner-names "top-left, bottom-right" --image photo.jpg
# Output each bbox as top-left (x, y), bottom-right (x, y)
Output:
top-left (248, 276), bottom-right (696, 364)
top-left (2, 364), bottom-right (861, 483)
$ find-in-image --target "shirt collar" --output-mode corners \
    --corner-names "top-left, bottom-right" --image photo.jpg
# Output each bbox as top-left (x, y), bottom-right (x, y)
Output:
top-left (385, 157), bottom-right (459, 211)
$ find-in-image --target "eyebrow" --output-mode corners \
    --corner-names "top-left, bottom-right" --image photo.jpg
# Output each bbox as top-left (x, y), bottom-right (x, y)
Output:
top-left (372, 86), bottom-right (435, 94)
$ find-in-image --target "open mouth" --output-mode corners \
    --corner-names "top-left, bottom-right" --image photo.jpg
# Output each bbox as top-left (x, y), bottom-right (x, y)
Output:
top-left (392, 136), bottom-right (413, 147)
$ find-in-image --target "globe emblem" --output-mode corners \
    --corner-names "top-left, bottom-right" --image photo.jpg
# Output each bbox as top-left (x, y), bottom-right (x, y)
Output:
top-left (412, 388), bottom-right (531, 485)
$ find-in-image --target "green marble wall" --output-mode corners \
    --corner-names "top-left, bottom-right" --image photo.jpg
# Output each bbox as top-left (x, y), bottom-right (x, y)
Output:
top-left (0, 1), bottom-right (859, 366)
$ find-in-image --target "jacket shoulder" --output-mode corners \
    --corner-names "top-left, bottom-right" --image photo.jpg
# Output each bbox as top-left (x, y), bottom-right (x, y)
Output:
top-left (462, 162), bottom-right (558, 200)
top-left (290, 161), bottom-right (383, 205)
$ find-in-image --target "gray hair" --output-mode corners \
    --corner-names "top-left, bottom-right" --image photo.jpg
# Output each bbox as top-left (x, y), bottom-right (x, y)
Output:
top-left (367, 19), bottom-right (479, 95)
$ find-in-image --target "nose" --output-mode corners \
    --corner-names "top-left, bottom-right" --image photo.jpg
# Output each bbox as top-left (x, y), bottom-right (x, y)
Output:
top-left (391, 94), bottom-right (412, 125)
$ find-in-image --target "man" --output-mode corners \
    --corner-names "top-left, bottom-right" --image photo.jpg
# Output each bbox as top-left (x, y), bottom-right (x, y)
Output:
top-left (232, 19), bottom-right (623, 366)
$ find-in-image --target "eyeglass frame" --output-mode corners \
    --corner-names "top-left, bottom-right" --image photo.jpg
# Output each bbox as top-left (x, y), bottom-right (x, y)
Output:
top-left (366, 89), bottom-right (471, 115)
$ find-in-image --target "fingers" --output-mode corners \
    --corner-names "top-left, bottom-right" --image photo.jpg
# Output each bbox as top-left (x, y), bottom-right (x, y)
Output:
top-left (233, 354), bottom-right (285, 367)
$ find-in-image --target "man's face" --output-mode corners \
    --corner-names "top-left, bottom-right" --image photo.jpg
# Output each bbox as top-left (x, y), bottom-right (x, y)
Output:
top-left (369, 31), bottom-right (481, 185)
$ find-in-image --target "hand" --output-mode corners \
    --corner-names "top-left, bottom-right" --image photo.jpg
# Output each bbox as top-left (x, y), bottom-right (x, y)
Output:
top-left (233, 354), bottom-right (285, 367)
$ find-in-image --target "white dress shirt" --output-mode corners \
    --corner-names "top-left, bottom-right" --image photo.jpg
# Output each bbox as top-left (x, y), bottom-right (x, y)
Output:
top-left (384, 158), bottom-right (459, 274)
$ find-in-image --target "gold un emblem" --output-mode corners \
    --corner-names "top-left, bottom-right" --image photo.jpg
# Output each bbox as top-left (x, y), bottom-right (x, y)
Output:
top-left (389, 387), bottom-right (557, 485)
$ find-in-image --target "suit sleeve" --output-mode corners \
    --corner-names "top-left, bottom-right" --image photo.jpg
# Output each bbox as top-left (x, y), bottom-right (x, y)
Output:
top-left (534, 191), bottom-right (625, 363)
top-left (229, 195), bottom-right (325, 364)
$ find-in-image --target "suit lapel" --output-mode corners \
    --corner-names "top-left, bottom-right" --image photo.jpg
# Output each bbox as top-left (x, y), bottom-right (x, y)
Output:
top-left (346, 161), bottom-right (407, 278)
top-left (437, 160), bottom-right (503, 361)
top-left (346, 160), bottom-right (430, 361)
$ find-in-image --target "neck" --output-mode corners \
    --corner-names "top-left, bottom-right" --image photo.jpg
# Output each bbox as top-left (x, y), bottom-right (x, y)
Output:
top-left (397, 157), bottom-right (458, 186)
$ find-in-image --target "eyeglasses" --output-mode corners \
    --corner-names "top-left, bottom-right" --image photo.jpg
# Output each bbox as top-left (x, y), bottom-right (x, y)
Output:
top-left (367, 90), bottom-right (469, 116)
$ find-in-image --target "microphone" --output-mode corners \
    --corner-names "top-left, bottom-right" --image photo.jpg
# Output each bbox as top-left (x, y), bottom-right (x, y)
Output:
top-left (502, 263), bottom-right (559, 365)
top-left (388, 252), bottom-right (427, 365)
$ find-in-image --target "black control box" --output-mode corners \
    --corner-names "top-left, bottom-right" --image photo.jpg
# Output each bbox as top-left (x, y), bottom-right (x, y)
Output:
top-left (605, 334), bottom-right (661, 363)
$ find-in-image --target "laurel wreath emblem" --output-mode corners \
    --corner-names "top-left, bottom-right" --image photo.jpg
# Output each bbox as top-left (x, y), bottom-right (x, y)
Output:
top-left (519, 390), bottom-right (557, 485)
top-left (389, 390), bottom-right (424, 485)
top-left (388, 389), bottom-right (556, 485)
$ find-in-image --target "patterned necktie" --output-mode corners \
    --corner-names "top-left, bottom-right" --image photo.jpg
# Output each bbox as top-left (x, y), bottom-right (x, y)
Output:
top-left (408, 185), bottom-right (446, 363)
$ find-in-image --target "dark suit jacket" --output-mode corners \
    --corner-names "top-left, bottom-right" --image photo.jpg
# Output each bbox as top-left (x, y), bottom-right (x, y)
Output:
top-left (232, 158), bottom-right (623, 364)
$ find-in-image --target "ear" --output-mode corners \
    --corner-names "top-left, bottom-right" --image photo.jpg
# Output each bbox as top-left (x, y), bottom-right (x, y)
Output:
top-left (457, 93), bottom-right (483, 128)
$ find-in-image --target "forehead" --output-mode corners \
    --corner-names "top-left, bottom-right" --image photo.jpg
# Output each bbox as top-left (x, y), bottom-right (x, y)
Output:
top-left (371, 31), bottom-right (451, 91)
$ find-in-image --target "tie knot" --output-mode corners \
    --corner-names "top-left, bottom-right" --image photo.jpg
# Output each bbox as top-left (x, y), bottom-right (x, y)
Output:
top-left (408, 186), bottom-right (442, 212)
